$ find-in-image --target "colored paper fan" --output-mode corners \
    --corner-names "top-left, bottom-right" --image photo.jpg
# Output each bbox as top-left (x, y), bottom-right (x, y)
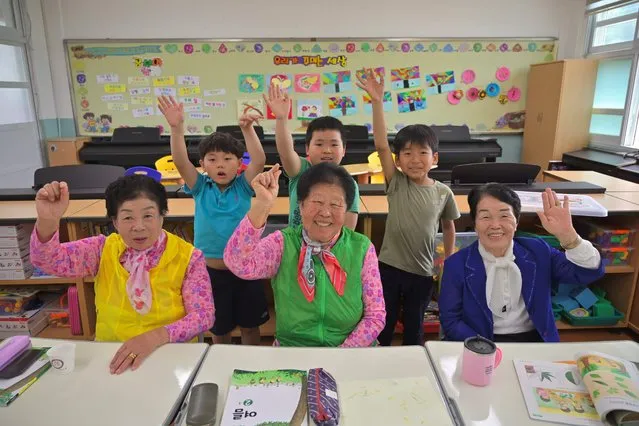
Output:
top-left (486, 83), bottom-right (500, 97)
top-left (466, 87), bottom-right (479, 101)
top-left (461, 69), bottom-right (476, 84)
top-left (496, 66), bottom-right (510, 82)
top-left (447, 90), bottom-right (463, 105)
top-left (507, 87), bottom-right (522, 102)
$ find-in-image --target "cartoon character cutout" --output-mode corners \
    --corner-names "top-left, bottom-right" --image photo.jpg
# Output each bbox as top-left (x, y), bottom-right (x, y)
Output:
top-left (82, 112), bottom-right (97, 132)
top-left (99, 114), bottom-right (112, 133)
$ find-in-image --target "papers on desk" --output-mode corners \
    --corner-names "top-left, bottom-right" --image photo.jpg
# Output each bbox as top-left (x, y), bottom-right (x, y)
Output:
top-left (220, 369), bottom-right (308, 426)
top-left (340, 377), bottom-right (454, 425)
top-left (0, 348), bottom-right (50, 406)
top-left (514, 352), bottom-right (639, 425)
top-left (515, 191), bottom-right (608, 217)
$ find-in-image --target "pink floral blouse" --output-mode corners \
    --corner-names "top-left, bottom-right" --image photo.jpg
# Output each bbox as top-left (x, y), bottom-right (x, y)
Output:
top-left (30, 230), bottom-right (214, 343)
top-left (224, 216), bottom-right (386, 347)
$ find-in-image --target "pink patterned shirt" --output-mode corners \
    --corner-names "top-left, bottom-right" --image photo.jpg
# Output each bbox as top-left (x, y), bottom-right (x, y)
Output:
top-left (30, 230), bottom-right (214, 343)
top-left (224, 216), bottom-right (385, 347)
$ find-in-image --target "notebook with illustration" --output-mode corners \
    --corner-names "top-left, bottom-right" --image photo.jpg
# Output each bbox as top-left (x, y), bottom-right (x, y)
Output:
top-left (514, 352), bottom-right (639, 425)
top-left (220, 369), bottom-right (308, 426)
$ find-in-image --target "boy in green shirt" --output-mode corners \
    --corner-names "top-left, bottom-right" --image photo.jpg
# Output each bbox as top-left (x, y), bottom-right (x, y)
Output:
top-left (263, 84), bottom-right (359, 228)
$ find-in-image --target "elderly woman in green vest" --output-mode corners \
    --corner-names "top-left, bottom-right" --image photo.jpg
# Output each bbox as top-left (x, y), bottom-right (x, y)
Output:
top-left (224, 163), bottom-right (385, 347)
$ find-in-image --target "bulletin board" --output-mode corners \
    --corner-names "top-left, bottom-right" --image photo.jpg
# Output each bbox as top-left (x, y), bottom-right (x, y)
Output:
top-left (65, 38), bottom-right (557, 136)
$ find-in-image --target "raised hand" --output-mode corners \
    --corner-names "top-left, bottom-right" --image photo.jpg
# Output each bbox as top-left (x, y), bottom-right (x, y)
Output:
top-left (239, 111), bottom-right (264, 130)
top-left (355, 68), bottom-right (385, 103)
top-left (251, 164), bottom-right (282, 205)
top-left (35, 181), bottom-right (70, 222)
top-left (536, 188), bottom-right (578, 244)
top-left (262, 84), bottom-right (291, 119)
top-left (157, 96), bottom-right (184, 129)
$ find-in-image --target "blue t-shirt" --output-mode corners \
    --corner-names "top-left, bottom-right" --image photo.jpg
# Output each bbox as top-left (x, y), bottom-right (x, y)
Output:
top-left (184, 173), bottom-right (253, 259)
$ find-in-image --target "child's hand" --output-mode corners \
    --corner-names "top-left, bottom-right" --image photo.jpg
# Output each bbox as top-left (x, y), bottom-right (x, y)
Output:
top-left (356, 68), bottom-right (385, 102)
top-left (239, 111), bottom-right (264, 130)
top-left (35, 181), bottom-right (70, 221)
top-left (251, 164), bottom-right (281, 205)
top-left (262, 84), bottom-right (291, 119)
top-left (157, 96), bottom-right (184, 130)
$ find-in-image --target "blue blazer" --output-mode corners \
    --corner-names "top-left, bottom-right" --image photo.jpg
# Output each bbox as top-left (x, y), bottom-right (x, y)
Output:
top-left (439, 237), bottom-right (605, 342)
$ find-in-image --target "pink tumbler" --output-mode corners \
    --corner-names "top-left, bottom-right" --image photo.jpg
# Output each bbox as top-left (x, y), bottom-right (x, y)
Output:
top-left (462, 335), bottom-right (502, 386)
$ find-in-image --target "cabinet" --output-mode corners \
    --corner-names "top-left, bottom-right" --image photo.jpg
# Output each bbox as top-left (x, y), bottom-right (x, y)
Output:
top-left (522, 59), bottom-right (598, 177)
top-left (46, 137), bottom-right (89, 166)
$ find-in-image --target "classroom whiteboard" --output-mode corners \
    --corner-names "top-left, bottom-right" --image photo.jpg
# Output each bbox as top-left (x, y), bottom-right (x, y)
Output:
top-left (65, 38), bottom-right (556, 136)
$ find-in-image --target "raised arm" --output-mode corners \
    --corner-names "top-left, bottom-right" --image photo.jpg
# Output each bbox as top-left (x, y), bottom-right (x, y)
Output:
top-left (239, 112), bottom-right (266, 183)
top-left (356, 68), bottom-right (396, 182)
top-left (224, 165), bottom-right (285, 279)
top-left (341, 244), bottom-right (386, 347)
top-left (158, 96), bottom-right (199, 189)
top-left (264, 84), bottom-right (302, 177)
top-left (30, 181), bottom-right (104, 277)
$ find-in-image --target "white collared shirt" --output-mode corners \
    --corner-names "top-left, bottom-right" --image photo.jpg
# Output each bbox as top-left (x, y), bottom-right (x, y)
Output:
top-left (480, 239), bottom-right (601, 335)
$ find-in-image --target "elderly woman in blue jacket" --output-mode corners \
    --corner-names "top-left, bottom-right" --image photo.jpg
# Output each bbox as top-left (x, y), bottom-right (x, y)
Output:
top-left (440, 184), bottom-right (604, 343)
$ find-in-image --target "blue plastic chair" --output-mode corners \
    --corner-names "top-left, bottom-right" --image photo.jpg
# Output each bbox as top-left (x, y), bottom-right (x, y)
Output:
top-left (124, 166), bottom-right (162, 182)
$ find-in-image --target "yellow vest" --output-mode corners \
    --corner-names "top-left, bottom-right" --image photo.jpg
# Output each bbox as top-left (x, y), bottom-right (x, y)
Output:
top-left (94, 232), bottom-right (194, 342)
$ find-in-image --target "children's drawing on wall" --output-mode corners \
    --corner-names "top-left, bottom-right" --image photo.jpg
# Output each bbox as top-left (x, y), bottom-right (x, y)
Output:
top-left (297, 99), bottom-right (322, 120)
top-left (425, 71), bottom-right (456, 94)
top-left (267, 74), bottom-right (292, 92)
top-left (363, 92), bottom-right (393, 113)
top-left (238, 74), bottom-right (265, 93)
top-left (82, 112), bottom-right (98, 132)
top-left (99, 114), bottom-right (112, 133)
top-left (328, 95), bottom-right (356, 117)
top-left (294, 73), bottom-right (321, 93)
top-left (356, 67), bottom-right (385, 91)
top-left (322, 71), bottom-right (352, 93)
top-left (390, 66), bottom-right (420, 90)
top-left (495, 111), bottom-right (525, 130)
top-left (397, 89), bottom-right (426, 113)
top-left (237, 98), bottom-right (265, 118)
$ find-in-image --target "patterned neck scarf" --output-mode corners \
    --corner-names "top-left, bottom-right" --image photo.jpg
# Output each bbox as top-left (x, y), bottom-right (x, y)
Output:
top-left (122, 231), bottom-right (167, 315)
top-left (297, 229), bottom-right (346, 303)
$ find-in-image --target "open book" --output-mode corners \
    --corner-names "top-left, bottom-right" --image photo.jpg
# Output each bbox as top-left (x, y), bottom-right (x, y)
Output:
top-left (514, 352), bottom-right (639, 425)
top-left (220, 369), bottom-right (308, 426)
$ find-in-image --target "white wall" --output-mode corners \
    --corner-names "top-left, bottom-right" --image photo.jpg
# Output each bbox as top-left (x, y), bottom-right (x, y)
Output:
top-left (36, 0), bottom-right (588, 121)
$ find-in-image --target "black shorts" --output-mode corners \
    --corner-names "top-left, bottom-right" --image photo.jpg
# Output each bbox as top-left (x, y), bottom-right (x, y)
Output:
top-left (207, 267), bottom-right (270, 336)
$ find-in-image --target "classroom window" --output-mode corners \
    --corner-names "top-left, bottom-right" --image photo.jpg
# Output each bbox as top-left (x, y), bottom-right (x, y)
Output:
top-left (586, 0), bottom-right (639, 148)
top-left (0, 0), bottom-right (43, 187)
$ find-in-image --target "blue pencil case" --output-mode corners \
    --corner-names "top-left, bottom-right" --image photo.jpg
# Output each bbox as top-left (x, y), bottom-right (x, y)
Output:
top-left (307, 368), bottom-right (340, 426)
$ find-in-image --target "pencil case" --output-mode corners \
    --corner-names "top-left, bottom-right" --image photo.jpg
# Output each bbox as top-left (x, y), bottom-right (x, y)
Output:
top-left (0, 336), bottom-right (31, 371)
top-left (307, 368), bottom-right (340, 426)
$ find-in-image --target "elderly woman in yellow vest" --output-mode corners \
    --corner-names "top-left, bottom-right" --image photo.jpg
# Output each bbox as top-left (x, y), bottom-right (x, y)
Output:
top-left (30, 175), bottom-right (214, 374)
top-left (224, 163), bottom-right (385, 347)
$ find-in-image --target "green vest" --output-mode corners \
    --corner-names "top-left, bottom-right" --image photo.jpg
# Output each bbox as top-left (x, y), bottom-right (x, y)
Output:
top-left (273, 225), bottom-right (371, 347)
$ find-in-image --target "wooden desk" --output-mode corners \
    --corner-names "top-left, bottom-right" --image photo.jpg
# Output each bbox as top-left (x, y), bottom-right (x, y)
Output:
top-left (4, 339), bottom-right (208, 426)
top-left (543, 170), bottom-right (639, 192)
top-left (426, 340), bottom-right (639, 426)
top-left (177, 345), bottom-right (454, 426)
top-left (607, 191), bottom-right (639, 207)
top-left (0, 200), bottom-right (99, 223)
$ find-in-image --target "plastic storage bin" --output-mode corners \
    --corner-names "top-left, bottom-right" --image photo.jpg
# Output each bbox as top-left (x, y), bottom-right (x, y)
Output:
top-left (598, 246), bottom-right (634, 266)
top-left (0, 289), bottom-right (39, 316)
top-left (516, 231), bottom-right (561, 249)
top-left (560, 308), bottom-right (624, 326)
top-left (577, 221), bottom-right (635, 247)
top-left (433, 232), bottom-right (477, 278)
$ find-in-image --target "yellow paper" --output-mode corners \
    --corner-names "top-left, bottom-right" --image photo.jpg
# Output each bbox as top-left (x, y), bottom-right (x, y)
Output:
top-left (107, 102), bottom-right (129, 111)
top-left (104, 84), bottom-right (126, 93)
top-left (178, 86), bottom-right (201, 96)
top-left (130, 96), bottom-right (153, 105)
top-left (153, 76), bottom-right (175, 87)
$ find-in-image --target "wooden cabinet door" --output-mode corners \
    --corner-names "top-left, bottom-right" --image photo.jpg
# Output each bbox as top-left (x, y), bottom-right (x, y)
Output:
top-left (522, 62), bottom-right (564, 172)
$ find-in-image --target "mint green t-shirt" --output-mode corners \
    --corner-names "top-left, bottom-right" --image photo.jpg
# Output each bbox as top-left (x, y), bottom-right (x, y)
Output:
top-left (287, 157), bottom-right (360, 226)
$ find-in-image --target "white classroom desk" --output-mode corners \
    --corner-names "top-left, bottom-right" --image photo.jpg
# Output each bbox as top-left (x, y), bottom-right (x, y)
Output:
top-left (426, 340), bottom-right (639, 426)
top-left (5, 338), bottom-right (208, 426)
top-left (177, 344), bottom-right (454, 426)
